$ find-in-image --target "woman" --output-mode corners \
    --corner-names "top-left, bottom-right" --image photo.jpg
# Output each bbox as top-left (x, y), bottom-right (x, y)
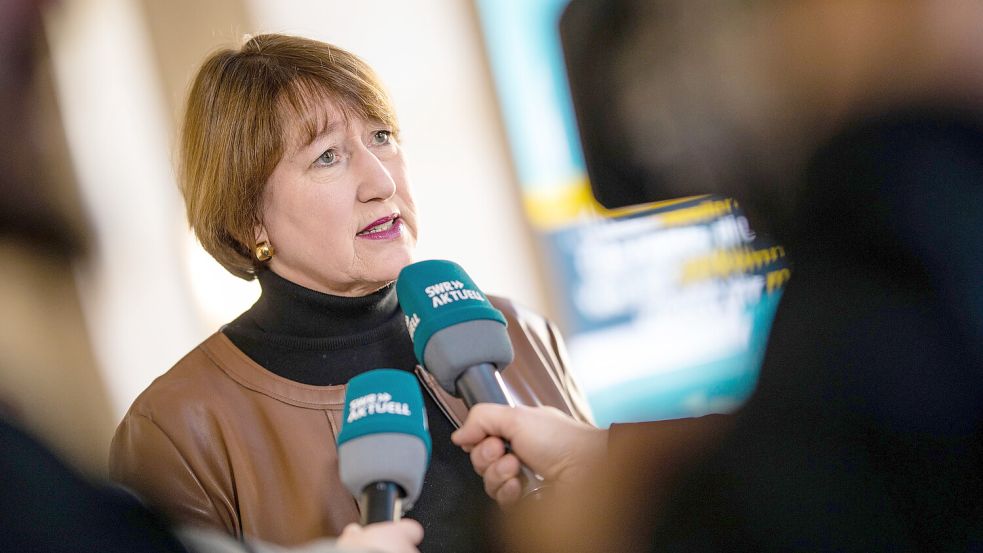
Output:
top-left (109, 34), bottom-right (592, 553)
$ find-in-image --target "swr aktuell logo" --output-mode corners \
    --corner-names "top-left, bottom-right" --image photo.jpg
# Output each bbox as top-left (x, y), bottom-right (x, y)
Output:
top-left (347, 392), bottom-right (411, 423)
top-left (423, 280), bottom-right (485, 308)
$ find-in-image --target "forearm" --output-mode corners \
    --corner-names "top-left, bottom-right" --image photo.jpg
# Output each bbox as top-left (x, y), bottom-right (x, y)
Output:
top-left (607, 414), bottom-right (733, 469)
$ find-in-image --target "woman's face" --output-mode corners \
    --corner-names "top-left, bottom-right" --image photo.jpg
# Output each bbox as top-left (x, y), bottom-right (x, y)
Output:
top-left (257, 99), bottom-right (418, 296)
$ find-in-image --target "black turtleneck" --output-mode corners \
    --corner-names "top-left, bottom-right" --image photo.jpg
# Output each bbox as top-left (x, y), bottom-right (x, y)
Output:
top-left (222, 269), bottom-right (494, 553)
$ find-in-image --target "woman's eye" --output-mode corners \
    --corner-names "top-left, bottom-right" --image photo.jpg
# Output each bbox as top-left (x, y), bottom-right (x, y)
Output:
top-left (315, 149), bottom-right (338, 166)
top-left (371, 130), bottom-right (392, 145)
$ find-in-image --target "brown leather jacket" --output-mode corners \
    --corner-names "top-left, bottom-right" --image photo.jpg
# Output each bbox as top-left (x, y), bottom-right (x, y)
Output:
top-left (109, 297), bottom-right (592, 545)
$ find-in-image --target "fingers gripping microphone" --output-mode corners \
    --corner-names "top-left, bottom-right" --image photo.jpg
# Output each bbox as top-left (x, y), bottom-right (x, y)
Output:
top-left (396, 259), bottom-right (546, 498)
top-left (337, 369), bottom-right (431, 525)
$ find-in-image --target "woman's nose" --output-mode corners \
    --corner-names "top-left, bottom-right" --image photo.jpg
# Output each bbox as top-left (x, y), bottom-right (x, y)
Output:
top-left (354, 149), bottom-right (397, 202)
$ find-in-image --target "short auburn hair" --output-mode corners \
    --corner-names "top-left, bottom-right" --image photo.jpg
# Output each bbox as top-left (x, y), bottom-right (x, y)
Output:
top-left (180, 33), bottom-right (398, 280)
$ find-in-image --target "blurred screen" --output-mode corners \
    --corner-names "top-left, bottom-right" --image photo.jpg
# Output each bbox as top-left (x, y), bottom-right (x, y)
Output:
top-left (475, 0), bottom-right (785, 426)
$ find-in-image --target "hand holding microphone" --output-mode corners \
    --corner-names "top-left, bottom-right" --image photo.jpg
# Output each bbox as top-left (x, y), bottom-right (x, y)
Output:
top-left (395, 260), bottom-right (550, 501)
top-left (334, 520), bottom-right (423, 553)
top-left (450, 404), bottom-right (608, 506)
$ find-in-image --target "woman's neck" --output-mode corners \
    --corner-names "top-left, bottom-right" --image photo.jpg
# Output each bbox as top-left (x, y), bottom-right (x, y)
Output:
top-left (245, 269), bottom-right (399, 338)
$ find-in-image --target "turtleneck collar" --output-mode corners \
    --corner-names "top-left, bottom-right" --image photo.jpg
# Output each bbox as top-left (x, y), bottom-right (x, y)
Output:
top-left (246, 269), bottom-right (400, 338)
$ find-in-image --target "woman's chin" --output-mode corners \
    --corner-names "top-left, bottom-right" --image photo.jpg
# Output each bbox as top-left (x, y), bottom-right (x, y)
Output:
top-left (364, 250), bottom-right (414, 283)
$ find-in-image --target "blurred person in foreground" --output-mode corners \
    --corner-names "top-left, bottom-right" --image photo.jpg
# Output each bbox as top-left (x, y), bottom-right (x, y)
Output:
top-left (0, 2), bottom-right (420, 552)
top-left (109, 33), bottom-right (592, 552)
top-left (452, 0), bottom-right (983, 551)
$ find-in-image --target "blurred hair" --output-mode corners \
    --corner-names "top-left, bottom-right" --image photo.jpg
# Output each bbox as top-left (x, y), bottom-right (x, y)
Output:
top-left (0, 0), bottom-right (86, 259)
top-left (180, 33), bottom-right (399, 280)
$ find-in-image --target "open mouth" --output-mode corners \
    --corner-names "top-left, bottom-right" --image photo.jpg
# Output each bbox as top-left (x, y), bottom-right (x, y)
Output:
top-left (356, 213), bottom-right (401, 237)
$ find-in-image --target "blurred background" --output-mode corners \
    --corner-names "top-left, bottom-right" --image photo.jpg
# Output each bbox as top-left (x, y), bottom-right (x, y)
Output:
top-left (5, 0), bottom-right (785, 474)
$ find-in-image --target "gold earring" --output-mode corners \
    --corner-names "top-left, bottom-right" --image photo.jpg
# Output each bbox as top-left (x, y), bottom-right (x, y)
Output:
top-left (255, 241), bottom-right (274, 261)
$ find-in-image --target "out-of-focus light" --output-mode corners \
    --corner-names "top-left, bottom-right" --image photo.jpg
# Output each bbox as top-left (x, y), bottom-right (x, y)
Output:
top-left (182, 231), bottom-right (259, 329)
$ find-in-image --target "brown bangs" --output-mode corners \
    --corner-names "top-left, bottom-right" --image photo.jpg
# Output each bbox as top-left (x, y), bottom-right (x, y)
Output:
top-left (277, 69), bottom-right (399, 149)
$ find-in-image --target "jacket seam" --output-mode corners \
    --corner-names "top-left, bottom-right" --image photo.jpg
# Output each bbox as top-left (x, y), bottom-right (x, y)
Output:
top-left (130, 412), bottom-right (234, 534)
top-left (199, 337), bottom-right (345, 410)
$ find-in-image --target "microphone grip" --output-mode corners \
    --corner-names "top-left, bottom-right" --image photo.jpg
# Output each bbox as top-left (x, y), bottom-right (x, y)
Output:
top-left (360, 481), bottom-right (403, 525)
top-left (456, 364), bottom-right (549, 501)
top-left (458, 363), bottom-right (514, 407)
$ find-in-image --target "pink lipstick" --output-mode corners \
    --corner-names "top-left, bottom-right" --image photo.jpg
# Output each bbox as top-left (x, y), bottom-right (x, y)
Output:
top-left (356, 214), bottom-right (402, 240)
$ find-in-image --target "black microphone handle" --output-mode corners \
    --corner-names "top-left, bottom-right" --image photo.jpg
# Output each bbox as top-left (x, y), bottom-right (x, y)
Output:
top-left (360, 481), bottom-right (403, 525)
top-left (455, 364), bottom-right (549, 500)
top-left (457, 363), bottom-right (514, 407)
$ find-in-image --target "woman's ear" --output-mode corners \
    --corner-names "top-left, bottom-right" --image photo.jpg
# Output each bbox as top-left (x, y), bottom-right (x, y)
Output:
top-left (253, 207), bottom-right (270, 243)
top-left (254, 224), bottom-right (268, 246)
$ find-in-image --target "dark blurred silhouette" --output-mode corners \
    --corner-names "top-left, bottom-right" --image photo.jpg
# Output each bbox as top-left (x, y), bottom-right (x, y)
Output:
top-left (457, 1), bottom-right (983, 551)
top-left (562, 1), bottom-right (983, 550)
top-left (0, 2), bottom-right (422, 552)
top-left (0, 1), bottom-right (190, 550)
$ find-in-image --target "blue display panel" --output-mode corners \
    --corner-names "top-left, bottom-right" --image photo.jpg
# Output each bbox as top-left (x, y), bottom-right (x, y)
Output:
top-left (475, 0), bottom-right (786, 426)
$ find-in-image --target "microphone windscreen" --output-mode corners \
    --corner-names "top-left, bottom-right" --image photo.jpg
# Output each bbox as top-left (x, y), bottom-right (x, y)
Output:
top-left (396, 260), bottom-right (513, 393)
top-left (337, 369), bottom-right (431, 510)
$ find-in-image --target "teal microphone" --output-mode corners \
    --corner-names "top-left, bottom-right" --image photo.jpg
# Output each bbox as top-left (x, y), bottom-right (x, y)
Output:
top-left (396, 260), bottom-right (547, 499)
top-left (337, 369), bottom-right (431, 525)
top-left (395, 259), bottom-right (514, 405)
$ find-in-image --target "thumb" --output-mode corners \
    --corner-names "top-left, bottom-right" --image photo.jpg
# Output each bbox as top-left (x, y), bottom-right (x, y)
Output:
top-left (451, 403), bottom-right (520, 448)
top-left (395, 519), bottom-right (424, 545)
